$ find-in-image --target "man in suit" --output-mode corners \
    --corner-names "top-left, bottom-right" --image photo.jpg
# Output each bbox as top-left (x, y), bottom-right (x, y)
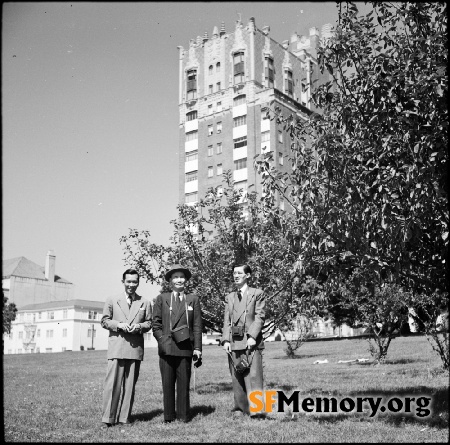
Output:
top-left (100, 269), bottom-right (152, 428)
top-left (153, 264), bottom-right (202, 423)
top-left (221, 264), bottom-right (266, 418)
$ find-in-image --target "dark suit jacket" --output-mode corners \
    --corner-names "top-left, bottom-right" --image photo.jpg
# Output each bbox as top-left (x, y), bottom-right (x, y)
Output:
top-left (101, 293), bottom-right (152, 360)
top-left (152, 292), bottom-right (202, 357)
top-left (221, 287), bottom-right (265, 350)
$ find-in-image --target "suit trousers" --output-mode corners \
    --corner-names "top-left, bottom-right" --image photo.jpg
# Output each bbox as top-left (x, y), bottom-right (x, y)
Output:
top-left (159, 355), bottom-right (192, 421)
top-left (102, 358), bottom-right (141, 424)
top-left (228, 349), bottom-right (263, 416)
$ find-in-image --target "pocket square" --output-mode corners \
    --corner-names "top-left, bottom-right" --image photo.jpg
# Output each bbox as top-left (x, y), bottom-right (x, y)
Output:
top-left (188, 306), bottom-right (194, 311)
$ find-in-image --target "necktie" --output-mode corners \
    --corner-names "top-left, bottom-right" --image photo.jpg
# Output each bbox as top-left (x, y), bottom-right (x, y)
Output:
top-left (237, 290), bottom-right (242, 300)
top-left (179, 293), bottom-right (183, 302)
top-left (127, 297), bottom-right (132, 308)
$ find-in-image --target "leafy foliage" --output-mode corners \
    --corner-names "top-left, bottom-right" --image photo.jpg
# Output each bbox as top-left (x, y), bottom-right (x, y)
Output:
top-left (120, 172), bottom-right (325, 334)
top-left (3, 294), bottom-right (17, 335)
top-left (255, 1), bottom-right (448, 295)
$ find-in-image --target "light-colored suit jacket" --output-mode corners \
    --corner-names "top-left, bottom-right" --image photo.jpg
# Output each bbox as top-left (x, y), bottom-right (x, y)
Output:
top-left (222, 287), bottom-right (265, 350)
top-left (101, 293), bottom-right (152, 360)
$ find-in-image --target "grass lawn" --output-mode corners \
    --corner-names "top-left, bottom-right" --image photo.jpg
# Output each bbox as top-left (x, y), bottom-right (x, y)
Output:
top-left (3, 335), bottom-right (448, 442)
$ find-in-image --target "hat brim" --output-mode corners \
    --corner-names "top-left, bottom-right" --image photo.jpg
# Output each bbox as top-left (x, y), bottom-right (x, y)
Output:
top-left (164, 268), bottom-right (192, 282)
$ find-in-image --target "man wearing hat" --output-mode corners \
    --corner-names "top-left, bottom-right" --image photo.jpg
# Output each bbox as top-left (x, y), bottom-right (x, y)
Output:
top-left (152, 264), bottom-right (202, 423)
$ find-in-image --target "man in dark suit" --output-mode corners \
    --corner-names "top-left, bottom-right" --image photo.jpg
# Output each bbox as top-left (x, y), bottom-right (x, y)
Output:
top-left (221, 264), bottom-right (266, 418)
top-left (152, 264), bottom-right (202, 423)
top-left (100, 269), bottom-right (152, 427)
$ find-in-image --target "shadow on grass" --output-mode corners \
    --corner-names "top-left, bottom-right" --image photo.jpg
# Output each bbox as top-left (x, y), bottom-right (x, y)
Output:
top-left (190, 404), bottom-right (216, 419)
top-left (132, 408), bottom-right (164, 422)
top-left (196, 382), bottom-right (233, 394)
top-left (305, 386), bottom-right (449, 429)
top-left (273, 353), bottom-right (332, 360)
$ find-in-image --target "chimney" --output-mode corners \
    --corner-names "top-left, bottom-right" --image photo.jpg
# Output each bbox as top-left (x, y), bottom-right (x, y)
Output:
top-left (45, 250), bottom-right (56, 282)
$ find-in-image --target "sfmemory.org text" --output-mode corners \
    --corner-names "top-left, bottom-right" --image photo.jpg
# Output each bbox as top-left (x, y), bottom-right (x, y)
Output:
top-left (249, 391), bottom-right (432, 417)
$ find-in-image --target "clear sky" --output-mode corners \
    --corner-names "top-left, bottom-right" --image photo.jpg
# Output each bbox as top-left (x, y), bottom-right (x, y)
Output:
top-left (2, 1), bottom-right (344, 302)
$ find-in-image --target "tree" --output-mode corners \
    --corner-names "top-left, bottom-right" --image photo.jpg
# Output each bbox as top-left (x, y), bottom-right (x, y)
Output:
top-left (327, 269), bottom-right (412, 363)
top-left (120, 172), bottom-right (325, 338)
top-left (3, 294), bottom-right (17, 335)
top-left (410, 291), bottom-right (449, 370)
top-left (255, 2), bottom-right (448, 296)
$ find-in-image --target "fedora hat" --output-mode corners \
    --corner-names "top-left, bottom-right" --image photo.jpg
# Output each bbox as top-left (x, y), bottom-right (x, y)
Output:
top-left (164, 264), bottom-right (192, 282)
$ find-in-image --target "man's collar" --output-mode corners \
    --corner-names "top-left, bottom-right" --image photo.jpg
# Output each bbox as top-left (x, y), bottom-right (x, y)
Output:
top-left (125, 292), bottom-right (136, 300)
top-left (237, 284), bottom-right (249, 295)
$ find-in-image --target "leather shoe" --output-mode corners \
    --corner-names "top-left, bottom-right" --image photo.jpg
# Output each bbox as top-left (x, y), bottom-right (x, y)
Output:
top-left (163, 419), bottom-right (175, 424)
top-left (100, 422), bottom-right (112, 429)
top-left (118, 420), bottom-right (132, 426)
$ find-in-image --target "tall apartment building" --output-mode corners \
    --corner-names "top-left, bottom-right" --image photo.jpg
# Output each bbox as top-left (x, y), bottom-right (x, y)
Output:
top-left (177, 17), bottom-right (333, 206)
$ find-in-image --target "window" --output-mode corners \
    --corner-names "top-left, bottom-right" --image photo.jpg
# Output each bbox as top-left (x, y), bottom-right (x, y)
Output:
top-left (279, 152), bottom-right (284, 165)
top-left (234, 136), bottom-right (247, 149)
top-left (186, 110), bottom-right (198, 121)
top-left (46, 330), bottom-right (53, 338)
top-left (19, 313), bottom-right (24, 322)
top-left (9, 332), bottom-right (13, 340)
top-left (185, 192), bottom-right (198, 203)
top-left (48, 311), bottom-right (54, 320)
top-left (233, 115), bottom-right (247, 127)
top-left (36, 329), bottom-right (40, 338)
top-left (217, 163), bottom-right (223, 175)
top-left (209, 84), bottom-right (213, 95)
top-left (285, 69), bottom-right (293, 96)
top-left (261, 131), bottom-right (270, 143)
top-left (265, 57), bottom-right (274, 88)
top-left (186, 130), bottom-right (198, 141)
top-left (63, 328), bottom-right (67, 338)
top-left (233, 95), bottom-right (246, 106)
top-left (234, 158), bottom-right (247, 170)
top-left (208, 145), bottom-right (213, 156)
top-left (38, 312), bottom-right (42, 319)
top-left (208, 104), bottom-right (213, 115)
top-left (216, 62), bottom-right (220, 73)
top-left (88, 311), bottom-right (97, 320)
top-left (45, 348), bottom-right (52, 353)
top-left (233, 52), bottom-right (245, 84)
top-left (185, 171), bottom-right (198, 182)
top-left (186, 151), bottom-right (198, 162)
top-left (208, 166), bottom-right (214, 178)
top-left (278, 130), bottom-right (283, 143)
top-left (209, 65), bottom-right (213, 75)
top-left (234, 180), bottom-right (248, 194)
top-left (36, 347), bottom-right (40, 353)
top-left (63, 310), bottom-right (68, 319)
top-left (208, 125), bottom-right (213, 136)
top-left (216, 143), bottom-right (223, 154)
top-left (217, 102), bottom-right (222, 112)
top-left (19, 331), bottom-right (23, 339)
top-left (216, 82), bottom-right (221, 92)
top-left (88, 328), bottom-right (96, 338)
top-left (217, 121), bottom-right (222, 133)
top-left (186, 69), bottom-right (197, 100)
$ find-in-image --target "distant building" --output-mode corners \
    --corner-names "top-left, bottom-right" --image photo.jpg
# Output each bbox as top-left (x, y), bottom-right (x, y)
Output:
top-left (177, 16), bottom-right (333, 206)
top-left (3, 299), bottom-right (109, 354)
top-left (2, 250), bottom-right (74, 307)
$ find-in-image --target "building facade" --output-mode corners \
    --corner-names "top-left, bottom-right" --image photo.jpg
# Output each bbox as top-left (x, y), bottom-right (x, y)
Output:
top-left (2, 251), bottom-right (74, 308)
top-left (177, 17), bottom-right (333, 206)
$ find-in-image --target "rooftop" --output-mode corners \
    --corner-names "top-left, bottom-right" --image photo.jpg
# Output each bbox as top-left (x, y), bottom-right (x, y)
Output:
top-left (2, 256), bottom-right (72, 283)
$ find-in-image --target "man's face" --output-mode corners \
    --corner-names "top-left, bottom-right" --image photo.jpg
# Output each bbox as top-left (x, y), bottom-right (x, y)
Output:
top-left (170, 271), bottom-right (186, 292)
top-left (122, 274), bottom-right (139, 296)
top-left (233, 266), bottom-right (250, 286)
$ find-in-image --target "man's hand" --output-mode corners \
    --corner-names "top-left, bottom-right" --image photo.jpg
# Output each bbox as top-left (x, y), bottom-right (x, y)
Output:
top-left (193, 349), bottom-right (202, 359)
top-left (223, 341), bottom-right (231, 353)
top-left (246, 336), bottom-right (256, 349)
top-left (118, 322), bottom-right (130, 332)
top-left (128, 323), bottom-right (140, 334)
